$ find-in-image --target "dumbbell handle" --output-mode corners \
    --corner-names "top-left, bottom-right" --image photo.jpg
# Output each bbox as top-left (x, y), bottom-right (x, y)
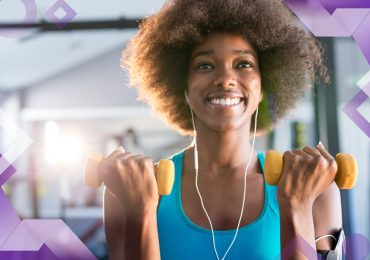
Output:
top-left (264, 150), bottom-right (358, 189)
top-left (84, 152), bottom-right (175, 195)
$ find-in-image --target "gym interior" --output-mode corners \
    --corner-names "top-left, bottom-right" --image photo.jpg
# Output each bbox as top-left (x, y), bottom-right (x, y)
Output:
top-left (0, 1), bottom-right (369, 259)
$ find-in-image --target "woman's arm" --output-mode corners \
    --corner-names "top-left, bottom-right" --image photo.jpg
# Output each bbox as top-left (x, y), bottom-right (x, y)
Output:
top-left (100, 148), bottom-right (162, 260)
top-left (279, 198), bottom-right (317, 259)
top-left (313, 182), bottom-right (342, 250)
top-left (104, 187), bottom-right (125, 259)
top-left (104, 187), bottom-right (161, 260)
top-left (279, 182), bottom-right (342, 259)
top-left (278, 143), bottom-right (341, 259)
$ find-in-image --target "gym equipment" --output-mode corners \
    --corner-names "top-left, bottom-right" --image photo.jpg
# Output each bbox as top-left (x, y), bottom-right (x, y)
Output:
top-left (264, 150), bottom-right (357, 189)
top-left (84, 152), bottom-right (175, 195)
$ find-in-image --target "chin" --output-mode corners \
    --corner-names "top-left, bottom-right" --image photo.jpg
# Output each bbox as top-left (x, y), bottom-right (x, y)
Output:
top-left (208, 120), bottom-right (246, 133)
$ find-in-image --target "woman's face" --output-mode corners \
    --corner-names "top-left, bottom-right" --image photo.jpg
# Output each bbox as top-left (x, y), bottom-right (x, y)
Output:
top-left (187, 33), bottom-right (262, 133)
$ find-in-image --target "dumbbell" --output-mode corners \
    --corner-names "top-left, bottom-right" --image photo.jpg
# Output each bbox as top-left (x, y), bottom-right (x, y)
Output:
top-left (264, 150), bottom-right (358, 189)
top-left (84, 152), bottom-right (175, 195)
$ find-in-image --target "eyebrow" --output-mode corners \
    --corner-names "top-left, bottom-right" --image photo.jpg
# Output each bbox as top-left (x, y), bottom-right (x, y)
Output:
top-left (191, 49), bottom-right (258, 60)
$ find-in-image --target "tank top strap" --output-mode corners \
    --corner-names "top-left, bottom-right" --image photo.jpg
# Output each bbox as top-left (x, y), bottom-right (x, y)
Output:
top-left (257, 151), bottom-right (280, 215)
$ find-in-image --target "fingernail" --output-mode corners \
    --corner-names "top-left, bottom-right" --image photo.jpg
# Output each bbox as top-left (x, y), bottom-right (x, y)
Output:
top-left (318, 141), bottom-right (324, 148)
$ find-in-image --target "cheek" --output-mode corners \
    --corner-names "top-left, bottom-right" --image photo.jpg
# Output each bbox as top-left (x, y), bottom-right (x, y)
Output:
top-left (240, 73), bottom-right (262, 92)
top-left (187, 74), bottom-right (209, 93)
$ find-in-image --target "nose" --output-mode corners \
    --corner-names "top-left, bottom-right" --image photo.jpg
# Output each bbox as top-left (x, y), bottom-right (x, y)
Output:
top-left (213, 67), bottom-right (237, 89)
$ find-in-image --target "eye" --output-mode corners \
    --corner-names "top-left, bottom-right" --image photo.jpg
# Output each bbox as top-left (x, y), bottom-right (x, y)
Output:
top-left (196, 62), bottom-right (214, 71)
top-left (236, 60), bottom-right (253, 69)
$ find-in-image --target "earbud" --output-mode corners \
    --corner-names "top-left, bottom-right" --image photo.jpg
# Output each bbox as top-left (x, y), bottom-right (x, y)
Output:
top-left (184, 90), bottom-right (190, 104)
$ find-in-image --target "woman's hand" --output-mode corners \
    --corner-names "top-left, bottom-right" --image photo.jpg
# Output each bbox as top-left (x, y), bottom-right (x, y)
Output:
top-left (277, 142), bottom-right (338, 209)
top-left (98, 147), bottom-right (159, 217)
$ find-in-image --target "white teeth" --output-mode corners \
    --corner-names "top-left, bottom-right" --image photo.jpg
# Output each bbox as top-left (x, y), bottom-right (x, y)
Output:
top-left (209, 98), bottom-right (242, 106)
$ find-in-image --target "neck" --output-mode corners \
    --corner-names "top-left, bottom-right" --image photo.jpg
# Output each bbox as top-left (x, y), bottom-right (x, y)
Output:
top-left (191, 119), bottom-right (258, 175)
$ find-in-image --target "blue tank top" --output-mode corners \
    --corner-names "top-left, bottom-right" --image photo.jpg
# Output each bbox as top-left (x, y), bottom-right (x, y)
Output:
top-left (157, 150), bottom-right (281, 259)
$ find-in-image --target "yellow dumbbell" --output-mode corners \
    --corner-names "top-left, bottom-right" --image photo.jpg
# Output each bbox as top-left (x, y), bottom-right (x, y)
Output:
top-left (84, 152), bottom-right (175, 195)
top-left (264, 150), bottom-right (358, 189)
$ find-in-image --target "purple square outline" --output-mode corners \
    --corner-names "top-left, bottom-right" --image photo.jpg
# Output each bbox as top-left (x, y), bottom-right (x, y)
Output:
top-left (44, 0), bottom-right (77, 29)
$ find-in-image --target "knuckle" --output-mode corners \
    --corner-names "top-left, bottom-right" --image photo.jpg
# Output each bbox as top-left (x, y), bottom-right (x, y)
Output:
top-left (329, 159), bottom-right (338, 172)
top-left (283, 151), bottom-right (292, 159)
top-left (316, 158), bottom-right (327, 170)
top-left (143, 157), bottom-right (154, 165)
top-left (327, 157), bottom-right (335, 164)
top-left (138, 160), bottom-right (147, 171)
top-left (313, 155), bottom-right (323, 164)
top-left (116, 156), bottom-right (133, 171)
top-left (144, 159), bottom-right (155, 173)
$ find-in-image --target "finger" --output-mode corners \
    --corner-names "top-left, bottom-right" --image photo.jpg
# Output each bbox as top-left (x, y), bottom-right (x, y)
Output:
top-left (315, 141), bottom-right (333, 161)
top-left (291, 149), bottom-right (306, 156)
top-left (101, 149), bottom-right (134, 171)
top-left (98, 161), bottom-right (122, 193)
top-left (131, 155), bottom-right (155, 171)
top-left (116, 152), bottom-right (141, 160)
top-left (302, 146), bottom-right (321, 157)
top-left (105, 146), bottom-right (127, 160)
top-left (118, 146), bottom-right (126, 153)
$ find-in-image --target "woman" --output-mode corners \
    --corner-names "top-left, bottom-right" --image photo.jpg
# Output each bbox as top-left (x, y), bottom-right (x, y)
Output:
top-left (100, 0), bottom-right (342, 259)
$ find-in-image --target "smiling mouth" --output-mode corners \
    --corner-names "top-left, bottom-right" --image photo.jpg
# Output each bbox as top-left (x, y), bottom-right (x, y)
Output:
top-left (206, 97), bottom-right (245, 107)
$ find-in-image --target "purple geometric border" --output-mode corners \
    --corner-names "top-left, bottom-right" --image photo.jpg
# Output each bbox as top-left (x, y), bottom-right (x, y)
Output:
top-left (284, 0), bottom-right (370, 138)
top-left (0, 0), bottom-right (77, 38)
top-left (0, 134), bottom-right (95, 258)
top-left (343, 87), bottom-right (370, 138)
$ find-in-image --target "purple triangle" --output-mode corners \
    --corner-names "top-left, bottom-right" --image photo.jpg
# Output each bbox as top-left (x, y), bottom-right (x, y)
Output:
top-left (283, 0), bottom-right (349, 36)
top-left (319, 0), bottom-right (370, 15)
top-left (0, 244), bottom-right (59, 260)
top-left (0, 190), bottom-right (21, 247)
top-left (1, 220), bottom-right (96, 259)
top-left (0, 154), bottom-right (17, 187)
top-left (332, 9), bottom-right (369, 34)
top-left (352, 12), bottom-right (370, 65)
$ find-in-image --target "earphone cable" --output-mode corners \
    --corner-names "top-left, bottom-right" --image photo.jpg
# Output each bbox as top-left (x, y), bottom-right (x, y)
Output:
top-left (189, 104), bottom-right (259, 260)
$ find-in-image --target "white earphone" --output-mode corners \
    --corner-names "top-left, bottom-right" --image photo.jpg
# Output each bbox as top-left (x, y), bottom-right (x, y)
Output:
top-left (184, 90), bottom-right (190, 104)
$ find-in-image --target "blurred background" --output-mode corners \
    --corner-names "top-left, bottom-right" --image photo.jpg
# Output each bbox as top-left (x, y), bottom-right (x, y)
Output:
top-left (0, 1), bottom-right (369, 259)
